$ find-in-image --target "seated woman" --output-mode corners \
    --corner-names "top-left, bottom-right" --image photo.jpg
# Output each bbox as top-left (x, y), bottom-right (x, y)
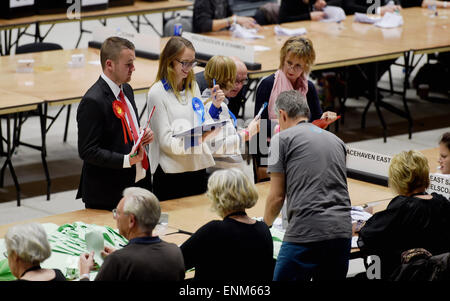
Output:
top-left (147, 36), bottom-right (216, 201)
top-left (5, 223), bottom-right (66, 281)
top-left (254, 36), bottom-right (337, 169)
top-left (180, 168), bottom-right (274, 280)
top-left (193, 0), bottom-right (261, 33)
top-left (439, 132), bottom-right (450, 174)
top-left (357, 150), bottom-right (450, 279)
top-left (202, 55), bottom-right (260, 172)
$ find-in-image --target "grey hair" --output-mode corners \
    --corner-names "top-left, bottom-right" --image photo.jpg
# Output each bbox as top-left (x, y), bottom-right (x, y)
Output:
top-left (207, 168), bottom-right (258, 218)
top-left (275, 90), bottom-right (310, 119)
top-left (122, 187), bottom-right (161, 233)
top-left (5, 223), bottom-right (51, 264)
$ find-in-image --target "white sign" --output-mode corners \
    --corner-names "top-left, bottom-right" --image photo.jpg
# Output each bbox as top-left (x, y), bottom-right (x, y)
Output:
top-left (82, 0), bottom-right (108, 6)
top-left (427, 173), bottom-right (450, 200)
top-left (182, 32), bottom-right (254, 63)
top-left (92, 27), bottom-right (160, 56)
top-left (10, 0), bottom-right (34, 8)
top-left (346, 147), bottom-right (392, 177)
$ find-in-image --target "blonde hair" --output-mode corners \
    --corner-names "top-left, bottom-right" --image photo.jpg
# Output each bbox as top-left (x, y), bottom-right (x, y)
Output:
top-left (154, 36), bottom-right (196, 101)
top-left (5, 223), bottom-right (51, 265)
top-left (279, 36), bottom-right (315, 75)
top-left (207, 168), bottom-right (258, 218)
top-left (388, 150), bottom-right (430, 195)
top-left (204, 55), bottom-right (236, 91)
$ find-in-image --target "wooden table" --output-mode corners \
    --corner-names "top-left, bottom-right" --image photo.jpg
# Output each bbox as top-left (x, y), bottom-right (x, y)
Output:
top-left (0, 0), bottom-right (192, 54)
top-left (0, 179), bottom-right (394, 238)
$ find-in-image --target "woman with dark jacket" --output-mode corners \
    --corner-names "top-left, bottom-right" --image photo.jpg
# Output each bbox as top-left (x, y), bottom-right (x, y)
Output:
top-left (357, 150), bottom-right (450, 279)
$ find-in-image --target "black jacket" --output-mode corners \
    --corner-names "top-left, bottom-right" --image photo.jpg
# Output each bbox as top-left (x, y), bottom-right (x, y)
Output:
top-left (358, 193), bottom-right (450, 279)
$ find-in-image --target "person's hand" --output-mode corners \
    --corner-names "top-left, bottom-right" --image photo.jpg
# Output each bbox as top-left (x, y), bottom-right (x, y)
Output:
top-left (200, 127), bottom-right (221, 144)
top-left (321, 111), bottom-right (337, 122)
top-left (101, 246), bottom-right (116, 258)
top-left (314, 0), bottom-right (327, 10)
top-left (380, 4), bottom-right (401, 15)
top-left (140, 128), bottom-right (154, 146)
top-left (236, 16), bottom-right (261, 30)
top-left (79, 251), bottom-right (95, 275)
top-left (129, 144), bottom-right (144, 166)
top-left (211, 84), bottom-right (225, 109)
top-left (244, 118), bottom-right (261, 141)
top-left (310, 11), bottom-right (326, 21)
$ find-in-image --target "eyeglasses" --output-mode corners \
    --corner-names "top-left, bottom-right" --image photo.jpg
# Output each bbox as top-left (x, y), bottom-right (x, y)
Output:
top-left (235, 78), bottom-right (248, 86)
top-left (112, 208), bottom-right (118, 219)
top-left (3, 251), bottom-right (8, 258)
top-left (176, 59), bottom-right (197, 70)
top-left (285, 60), bottom-right (304, 73)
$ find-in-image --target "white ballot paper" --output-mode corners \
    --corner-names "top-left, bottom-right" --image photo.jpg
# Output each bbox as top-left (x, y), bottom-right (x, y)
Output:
top-left (172, 120), bottom-right (228, 138)
top-left (274, 25), bottom-right (307, 36)
top-left (321, 6), bottom-right (346, 23)
top-left (375, 12), bottom-right (403, 28)
top-left (354, 12), bottom-right (381, 24)
top-left (231, 23), bottom-right (264, 39)
top-left (85, 230), bottom-right (105, 265)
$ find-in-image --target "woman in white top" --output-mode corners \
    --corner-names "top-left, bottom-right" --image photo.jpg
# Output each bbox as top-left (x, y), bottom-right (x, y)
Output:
top-left (147, 36), bottom-right (215, 201)
top-left (201, 55), bottom-right (260, 172)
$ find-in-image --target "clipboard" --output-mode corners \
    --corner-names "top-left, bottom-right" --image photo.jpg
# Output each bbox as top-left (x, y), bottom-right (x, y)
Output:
top-left (172, 120), bottom-right (228, 138)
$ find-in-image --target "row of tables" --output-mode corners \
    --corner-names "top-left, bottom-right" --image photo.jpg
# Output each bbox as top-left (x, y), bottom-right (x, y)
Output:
top-left (0, 0), bottom-right (193, 54)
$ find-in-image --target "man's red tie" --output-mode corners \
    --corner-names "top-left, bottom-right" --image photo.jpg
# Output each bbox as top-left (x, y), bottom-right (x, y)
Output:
top-left (118, 90), bottom-right (149, 170)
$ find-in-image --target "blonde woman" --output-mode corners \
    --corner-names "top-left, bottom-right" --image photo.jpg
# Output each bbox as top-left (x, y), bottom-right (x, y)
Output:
top-left (357, 150), bottom-right (450, 279)
top-left (146, 36), bottom-right (215, 201)
top-left (254, 37), bottom-right (336, 170)
top-left (180, 168), bottom-right (274, 280)
top-left (201, 55), bottom-right (260, 171)
top-left (5, 223), bottom-right (66, 281)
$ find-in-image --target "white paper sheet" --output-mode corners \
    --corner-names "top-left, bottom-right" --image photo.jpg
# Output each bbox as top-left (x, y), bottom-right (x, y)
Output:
top-left (321, 6), bottom-right (346, 23)
top-left (230, 23), bottom-right (264, 39)
top-left (375, 12), bottom-right (404, 28)
top-left (274, 25), bottom-right (307, 36)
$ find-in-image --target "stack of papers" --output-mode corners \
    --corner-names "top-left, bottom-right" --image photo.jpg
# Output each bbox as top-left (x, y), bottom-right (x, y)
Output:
top-left (274, 25), bottom-right (307, 36)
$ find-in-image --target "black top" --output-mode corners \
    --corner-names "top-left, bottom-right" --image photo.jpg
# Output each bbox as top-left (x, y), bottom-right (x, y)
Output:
top-left (193, 0), bottom-right (233, 33)
top-left (358, 193), bottom-right (450, 279)
top-left (180, 218), bottom-right (274, 280)
top-left (279, 0), bottom-right (343, 23)
top-left (16, 268), bottom-right (66, 281)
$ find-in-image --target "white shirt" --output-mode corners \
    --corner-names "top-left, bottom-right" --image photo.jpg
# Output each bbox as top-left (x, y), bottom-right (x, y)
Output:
top-left (101, 72), bottom-right (145, 182)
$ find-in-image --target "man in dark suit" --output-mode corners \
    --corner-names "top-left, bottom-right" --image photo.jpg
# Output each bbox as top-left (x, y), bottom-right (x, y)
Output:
top-left (76, 37), bottom-right (153, 210)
